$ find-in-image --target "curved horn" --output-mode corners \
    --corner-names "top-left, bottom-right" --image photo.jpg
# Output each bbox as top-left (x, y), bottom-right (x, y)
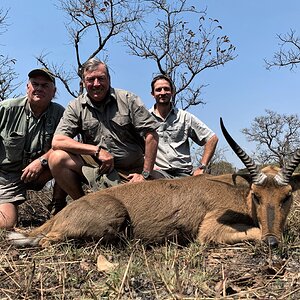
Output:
top-left (276, 149), bottom-right (300, 184)
top-left (220, 118), bottom-right (266, 184)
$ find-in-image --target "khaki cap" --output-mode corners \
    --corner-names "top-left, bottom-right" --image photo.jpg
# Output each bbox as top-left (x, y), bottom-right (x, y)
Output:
top-left (28, 68), bottom-right (56, 85)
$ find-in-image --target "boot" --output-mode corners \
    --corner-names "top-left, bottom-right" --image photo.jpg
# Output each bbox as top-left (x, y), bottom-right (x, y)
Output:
top-left (49, 181), bottom-right (68, 216)
top-left (47, 198), bottom-right (67, 216)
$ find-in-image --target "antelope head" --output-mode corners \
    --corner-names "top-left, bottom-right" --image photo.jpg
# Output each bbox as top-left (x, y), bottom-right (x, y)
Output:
top-left (220, 118), bottom-right (300, 247)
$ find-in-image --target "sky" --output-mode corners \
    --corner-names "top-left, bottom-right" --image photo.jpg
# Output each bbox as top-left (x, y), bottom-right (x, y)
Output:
top-left (1, 0), bottom-right (300, 168)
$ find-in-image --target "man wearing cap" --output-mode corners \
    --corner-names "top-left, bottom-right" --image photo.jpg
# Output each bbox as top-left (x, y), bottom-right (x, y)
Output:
top-left (0, 68), bottom-right (66, 229)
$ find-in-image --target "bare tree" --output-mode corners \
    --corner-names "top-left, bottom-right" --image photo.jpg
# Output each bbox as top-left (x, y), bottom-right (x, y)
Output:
top-left (210, 160), bottom-right (235, 176)
top-left (242, 109), bottom-right (300, 167)
top-left (192, 143), bottom-right (234, 174)
top-left (37, 0), bottom-right (146, 97)
top-left (0, 8), bottom-right (20, 101)
top-left (265, 29), bottom-right (300, 70)
top-left (124, 0), bottom-right (236, 110)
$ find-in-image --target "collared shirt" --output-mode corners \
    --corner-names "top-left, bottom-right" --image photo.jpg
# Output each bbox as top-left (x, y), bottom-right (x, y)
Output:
top-left (55, 88), bottom-right (159, 170)
top-left (0, 96), bottom-right (65, 173)
top-left (150, 104), bottom-right (215, 173)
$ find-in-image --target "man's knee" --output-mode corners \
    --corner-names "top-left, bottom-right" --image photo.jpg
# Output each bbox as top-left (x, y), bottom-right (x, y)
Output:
top-left (48, 150), bottom-right (69, 169)
top-left (0, 203), bottom-right (18, 229)
top-left (49, 150), bottom-right (83, 173)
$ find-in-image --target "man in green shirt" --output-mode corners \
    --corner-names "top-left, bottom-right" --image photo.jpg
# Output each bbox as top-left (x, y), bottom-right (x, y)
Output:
top-left (0, 68), bottom-right (66, 229)
top-left (49, 58), bottom-right (159, 200)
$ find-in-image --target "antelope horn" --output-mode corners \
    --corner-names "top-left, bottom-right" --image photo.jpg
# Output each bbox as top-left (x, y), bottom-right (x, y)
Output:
top-left (275, 149), bottom-right (300, 185)
top-left (220, 118), bottom-right (267, 184)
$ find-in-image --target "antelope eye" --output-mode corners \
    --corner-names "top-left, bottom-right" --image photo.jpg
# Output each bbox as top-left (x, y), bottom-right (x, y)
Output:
top-left (252, 194), bottom-right (260, 205)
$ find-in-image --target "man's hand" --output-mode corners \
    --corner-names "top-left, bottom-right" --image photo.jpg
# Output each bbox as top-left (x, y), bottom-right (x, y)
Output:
top-left (127, 173), bottom-right (145, 183)
top-left (21, 159), bottom-right (43, 183)
top-left (193, 168), bottom-right (205, 176)
top-left (96, 148), bottom-right (114, 174)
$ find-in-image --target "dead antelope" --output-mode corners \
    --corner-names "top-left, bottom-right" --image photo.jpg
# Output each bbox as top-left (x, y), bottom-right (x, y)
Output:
top-left (8, 118), bottom-right (300, 247)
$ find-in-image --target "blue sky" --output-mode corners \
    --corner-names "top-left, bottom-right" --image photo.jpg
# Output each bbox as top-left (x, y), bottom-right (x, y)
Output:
top-left (1, 0), bottom-right (299, 168)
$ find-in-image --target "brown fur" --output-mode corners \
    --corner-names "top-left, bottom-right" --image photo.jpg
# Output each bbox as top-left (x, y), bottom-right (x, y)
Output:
top-left (9, 166), bottom-right (300, 247)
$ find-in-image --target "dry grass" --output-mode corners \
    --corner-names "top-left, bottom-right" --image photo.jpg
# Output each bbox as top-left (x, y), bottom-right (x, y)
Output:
top-left (0, 191), bottom-right (299, 299)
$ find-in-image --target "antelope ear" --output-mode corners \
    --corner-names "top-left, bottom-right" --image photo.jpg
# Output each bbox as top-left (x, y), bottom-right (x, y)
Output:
top-left (208, 173), bottom-right (250, 187)
top-left (289, 174), bottom-right (300, 191)
top-left (232, 173), bottom-right (252, 185)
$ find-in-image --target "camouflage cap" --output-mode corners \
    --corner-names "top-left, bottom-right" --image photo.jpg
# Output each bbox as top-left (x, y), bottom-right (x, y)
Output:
top-left (28, 68), bottom-right (56, 85)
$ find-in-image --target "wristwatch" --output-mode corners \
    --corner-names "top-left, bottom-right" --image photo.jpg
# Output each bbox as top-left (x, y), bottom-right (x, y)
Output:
top-left (142, 170), bottom-right (151, 180)
top-left (94, 146), bottom-right (101, 157)
top-left (39, 157), bottom-right (48, 167)
top-left (198, 163), bottom-right (207, 171)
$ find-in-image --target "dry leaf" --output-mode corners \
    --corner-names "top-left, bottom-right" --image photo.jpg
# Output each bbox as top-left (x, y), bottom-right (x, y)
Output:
top-left (97, 254), bottom-right (118, 272)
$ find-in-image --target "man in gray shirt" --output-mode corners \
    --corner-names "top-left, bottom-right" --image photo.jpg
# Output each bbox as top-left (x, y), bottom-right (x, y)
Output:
top-left (49, 58), bottom-right (159, 200)
top-left (149, 74), bottom-right (218, 178)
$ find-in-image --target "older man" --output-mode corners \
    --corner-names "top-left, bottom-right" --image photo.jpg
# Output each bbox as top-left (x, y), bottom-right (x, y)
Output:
top-left (0, 68), bottom-right (66, 228)
top-left (49, 57), bottom-right (159, 200)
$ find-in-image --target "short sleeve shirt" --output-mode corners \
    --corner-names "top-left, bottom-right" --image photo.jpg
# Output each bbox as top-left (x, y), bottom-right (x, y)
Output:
top-left (150, 105), bottom-right (215, 173)
top-left (0, 96), bottom-right (65, 172)
top-left (55, 88), bottom-right (159, 170)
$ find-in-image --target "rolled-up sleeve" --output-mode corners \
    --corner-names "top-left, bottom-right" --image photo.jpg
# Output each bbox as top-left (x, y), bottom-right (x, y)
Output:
top-left (128, 94), bottom-right (159, 136)
top-left (189, 114), bottom-right (215, 146)
top-left (54, 100), bottom-right (81, 138)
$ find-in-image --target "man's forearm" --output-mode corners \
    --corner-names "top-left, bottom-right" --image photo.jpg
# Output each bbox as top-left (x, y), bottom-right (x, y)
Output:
top-left (52, 134), bottom-right (99, 156)
top-left (201, 134), bottom-right (218, 165)
top-left (143, 131), bottom-right (159, 172)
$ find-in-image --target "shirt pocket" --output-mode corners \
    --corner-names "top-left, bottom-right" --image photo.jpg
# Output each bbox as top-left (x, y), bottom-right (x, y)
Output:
top-left (81, 120), bottom-right (100, 144)
top-left (44, 120), bottom-right (56, 151)
top-left (166, 125), bottom-right (187, 143)
top-left (3, 132), bottom-right (26, 162)
top-left (110, 115), bottom-right (133, 140)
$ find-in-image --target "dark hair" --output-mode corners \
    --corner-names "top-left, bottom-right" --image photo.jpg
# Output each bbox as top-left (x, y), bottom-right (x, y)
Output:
top-left (81, 57), bottom-right (110, 81)
top-left (151, 74), bottom-right (175, 93)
